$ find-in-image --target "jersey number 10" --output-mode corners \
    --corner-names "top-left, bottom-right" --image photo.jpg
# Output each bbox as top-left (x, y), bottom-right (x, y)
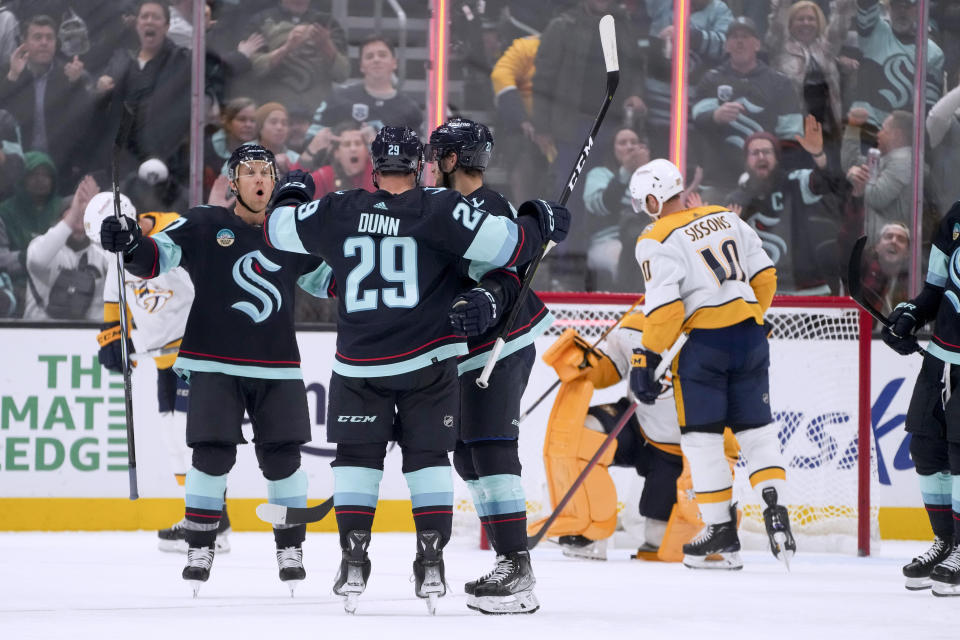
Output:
top-left (699, 239), bottom-right (746, 285)
top-left (343, 235), bottom-right (419, 312)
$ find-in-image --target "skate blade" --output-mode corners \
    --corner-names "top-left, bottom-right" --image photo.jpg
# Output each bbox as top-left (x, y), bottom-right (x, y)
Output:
top-left (343, 593), bottom-right (360, 614)
top-left (771, 532), bottom-right (793, 571)
top-left (158, 539), bottom-right (188, 553)
top-left (904, 576), bottom-right (933, 591)
top-left (467, 590), bottom-right (540, 615)
top-left (284, 579), bottom-right (302, 598)
top-left (187, 580), bottom-right (203, 598)
top-left (559, 544), bottom-right (607, 561)
top-left (426, 593), bottom-right (439, 615)
top-left (931, 580), bottom-right (960, 597)
top-left (683, 551), bottom-right (743, 570)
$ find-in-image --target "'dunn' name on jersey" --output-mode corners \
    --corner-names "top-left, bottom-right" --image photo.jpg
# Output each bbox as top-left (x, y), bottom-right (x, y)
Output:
top-left (358, 212), bottom-right (400, 236)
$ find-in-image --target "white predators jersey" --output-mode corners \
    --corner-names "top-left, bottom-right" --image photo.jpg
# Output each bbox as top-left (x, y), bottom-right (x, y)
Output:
top-left (602, 317), bottom-right (680, 453)
top-left (103, 260), bottom-right (193, 352)
top-left (635, 205), bottom-right (775, 348)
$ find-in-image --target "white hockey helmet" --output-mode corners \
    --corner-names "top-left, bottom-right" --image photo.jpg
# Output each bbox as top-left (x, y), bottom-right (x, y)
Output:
top-left (84, 191), bottom-right (136, 246)
top-left (629, 159), bottom-right (684, 219)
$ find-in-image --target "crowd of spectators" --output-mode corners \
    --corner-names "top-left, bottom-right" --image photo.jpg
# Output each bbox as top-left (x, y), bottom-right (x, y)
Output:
top-left (0, 0), bottom-right (955, 314)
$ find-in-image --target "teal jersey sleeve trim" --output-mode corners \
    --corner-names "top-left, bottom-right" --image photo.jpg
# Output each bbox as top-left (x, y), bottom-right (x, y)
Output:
top-left (457, 311), bottom-right (554, 374)
top-left (150, 231), bottom-right (183, 274)
top-left (174, 356), bottom-right (302, 379)
top-left (267, 205), bottom-right (309, 254)
top-left (333, 342), bottom-right (467, 378)
top-left (464, 214), bottom-right (520, 266)
top-left (298, 262), bottom-right (334, 298)
top-left (927, 244), bottom-right (949, 288)
top-left (923, 342), bottom-right (960, 365)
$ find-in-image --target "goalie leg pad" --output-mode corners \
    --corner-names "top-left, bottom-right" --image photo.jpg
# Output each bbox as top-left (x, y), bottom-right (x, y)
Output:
top-left (680, 431), bottom-right (733, 525)
top-left (734, 423), bottom-right (786, 496)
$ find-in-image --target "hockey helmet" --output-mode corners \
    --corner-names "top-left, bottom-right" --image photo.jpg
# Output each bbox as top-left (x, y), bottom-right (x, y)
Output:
top-left (629, 159), bottom-right (684, 219)
top-left (84, 191), bottom-right (136, 247)
top-left (425, 118), bottom-right (494, 171)
top-left (227, 143), bottom-right (277, 185)
top-left (371, 126), bottom-right (424, 183)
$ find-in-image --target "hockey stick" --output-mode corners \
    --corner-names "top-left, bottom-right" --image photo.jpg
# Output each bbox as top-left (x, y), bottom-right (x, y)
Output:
top-left (256, 496), bottom-right (333, 526)
top-left (476, 14), bottom-right (620, 389)
top-left (847, 235), bottom-right (892, 328)
top-left (112, 102), bottom-right (138, 500)
top-left (529, 332), bottom-right (688, 549)
top-left (129, 345), bottom-right (179, 362)
top-left (518, 295), bottom-right (644, 423)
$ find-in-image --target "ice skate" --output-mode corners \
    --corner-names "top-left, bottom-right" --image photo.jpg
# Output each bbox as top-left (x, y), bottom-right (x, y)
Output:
top-left (682, 520), bottom-right (742, 570)
top-left (332, 530), bottom-right (371, 614)
top-left (276, 546), bottom-right (306, 596)
top-left (467, 550), bottom-right (539, 615)
top-left (902, 537), bottom-right (952, 590)
top-left (464, 555), bottom-right (503, 596)
top-left (557, 534), bottom-right (608, 561)
top-left (182, 547), bottom-right (215, 597)
top-left (931, 545), bottom-right (960, 597)
top-left (761, 487), bottom-right (796, 570)
top-left (158, 517), bottom-right (230, 554)
top-left (412, 530), bottom-right (446, 615)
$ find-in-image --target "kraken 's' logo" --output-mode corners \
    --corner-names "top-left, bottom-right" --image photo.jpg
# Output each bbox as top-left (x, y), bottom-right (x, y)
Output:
top-left (231, 251), bottom-right (282, 323)
top-left (879, 54), bottom-right (914, 110)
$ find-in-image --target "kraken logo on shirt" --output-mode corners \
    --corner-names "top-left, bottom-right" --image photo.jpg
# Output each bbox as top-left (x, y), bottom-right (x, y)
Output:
top-left (231, 251), bottom-right (282, 323)
top-left (879, 54), bottom-right (914, 110)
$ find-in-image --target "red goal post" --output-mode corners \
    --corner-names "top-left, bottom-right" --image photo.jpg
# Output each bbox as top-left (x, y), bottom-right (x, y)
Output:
top-left (528, 292), bottom-right (877, 555)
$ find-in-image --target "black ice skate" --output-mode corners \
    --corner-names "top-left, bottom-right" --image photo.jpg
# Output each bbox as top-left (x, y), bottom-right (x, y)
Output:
top-left (557, 534), bottom-right (608, 561)
top-left (682, 520), bottom-right (742, 570)
top-left (276, 546), bottom-right (306, 596)
top-left (412, 529), bottom-right (447, 615)
top-left (762, 487), bottom-right (796, 570)
top-left (931, 545), bottom-right (960, 597)
top-left (332, 530), bottom-right (371, 614)
top-left (158, 515), bottom-right (230, 553)
top-left (464, 555), bottom-right (503, 596)
top-left (182, 547), bottom-right (215, 597)
top-left (467, 550), bottom-right (539, 615)
top-left (902, 537), bottom-right (952, 590)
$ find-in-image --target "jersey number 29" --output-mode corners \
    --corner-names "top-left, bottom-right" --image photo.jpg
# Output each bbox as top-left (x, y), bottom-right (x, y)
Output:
top-left (343, 236), bottom-right (419, 312)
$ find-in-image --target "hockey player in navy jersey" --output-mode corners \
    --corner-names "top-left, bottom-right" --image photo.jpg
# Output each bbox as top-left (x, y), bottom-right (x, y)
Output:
top-left (426, 118), bottom-right (548, 614)
top-left (263, 125), bottom-right (569, 614)
top-left (881, 204), bottom-right (960, 596)
top-left (100, 145), bottom-right (330, 597)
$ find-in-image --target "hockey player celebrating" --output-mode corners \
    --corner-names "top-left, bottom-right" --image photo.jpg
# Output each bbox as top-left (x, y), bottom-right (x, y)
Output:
top-left (426, 118), bottom-right (551, 614)
top-left (262, 125), bottom-right (569, 614)
top-left (85, 192), bottom-right (231, 554)
top-left (879, 205), bottom-right (960, 596)
top-left (99, 145), bottom-right (330, 597)
top-left (629, 159), bottom-right (795, 570)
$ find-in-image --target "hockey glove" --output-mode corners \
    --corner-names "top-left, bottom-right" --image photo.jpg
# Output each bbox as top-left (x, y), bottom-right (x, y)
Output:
top-left (272, 170), bottom-right (316, 207)
top-left (100, 215), bottom-right (141, 253)
top-left (518, 199), bottom-right (570, 244)
top-left (449, 287), bottom-right (499, 337)
top-left (629, 348), bottom-right (663, 405)
top-left (881, 302), bottom-right (923, 356)
top-left (96, 324), bottom-right (134, 373)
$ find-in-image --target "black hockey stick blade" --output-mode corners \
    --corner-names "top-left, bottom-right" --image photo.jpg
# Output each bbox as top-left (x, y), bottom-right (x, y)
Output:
top-left (847, 235), bottom-right (892, 328)
top-left (256, 496), bottom-right (334, 526)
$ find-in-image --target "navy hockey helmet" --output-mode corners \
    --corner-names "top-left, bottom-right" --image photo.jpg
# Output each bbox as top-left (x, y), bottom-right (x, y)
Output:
top-left (425, 118), bottom-right (494, 171)
top-left (371, 126), bottom-right (424, 184)
top-left (227, 143), bottom-right (277, 185)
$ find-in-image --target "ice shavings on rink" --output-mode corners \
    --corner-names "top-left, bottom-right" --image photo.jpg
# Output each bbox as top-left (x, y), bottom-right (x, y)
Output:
top-left (1, 532), bottom-right (956, 640)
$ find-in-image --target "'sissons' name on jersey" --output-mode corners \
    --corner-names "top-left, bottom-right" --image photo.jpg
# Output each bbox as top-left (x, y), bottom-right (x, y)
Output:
top-left (358, 212), bottom-right (400, 236)
top-left (684, 215), bottom-right (732, 241)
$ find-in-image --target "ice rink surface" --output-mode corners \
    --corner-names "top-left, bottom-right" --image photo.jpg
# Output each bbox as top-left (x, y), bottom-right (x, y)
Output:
top-left (2, 532), bottom-right (959, 640)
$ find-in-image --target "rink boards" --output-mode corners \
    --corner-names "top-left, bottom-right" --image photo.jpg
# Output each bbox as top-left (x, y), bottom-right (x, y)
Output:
top-left (0, 327), bottom-right (930, 539)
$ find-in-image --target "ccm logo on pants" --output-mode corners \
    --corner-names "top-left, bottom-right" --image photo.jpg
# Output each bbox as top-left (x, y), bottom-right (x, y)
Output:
top-left (338, 415), bottom-right (377, 423)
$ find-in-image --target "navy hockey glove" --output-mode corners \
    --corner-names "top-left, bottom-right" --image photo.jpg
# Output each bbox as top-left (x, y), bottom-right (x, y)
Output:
top-left (100, 215), bottom-right (141, 253)
top-left (629, 348), bottom-right (663, 405)
top-left (881, 302), bottom-right (922, 356)
top-left (96, 324), bottom-right (134, 373)
top-left (519, 199), bottom-right (570, 244)
top-left (272, 170), bottom-right (316, 206)
top-left (449, 287), bottom-right (499, 337)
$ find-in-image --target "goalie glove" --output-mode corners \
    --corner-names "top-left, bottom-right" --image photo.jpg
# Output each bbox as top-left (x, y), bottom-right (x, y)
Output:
top-left (881, 302), bottom-right (923, 356)
top-left (96, 324), bottom-right (134, 373)
top-left (449, 287), bottom-right (499, 337)
top-left (629, 348), bottom-right (662, 405)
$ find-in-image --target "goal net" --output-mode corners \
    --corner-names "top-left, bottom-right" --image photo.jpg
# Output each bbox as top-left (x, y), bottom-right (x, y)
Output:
top-left (452, 293), bottom-right (879, 555)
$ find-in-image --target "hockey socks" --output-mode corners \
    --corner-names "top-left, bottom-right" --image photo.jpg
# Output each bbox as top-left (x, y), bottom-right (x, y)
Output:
top-left (680, 432), bottom-right (734, 524)
top-left (735, 424), bottom-right (787, 497)
top-left (268, 468), bottom-right (308, 548)
top-left (917, 472), bottom-right (953, 539)
top-left (184, 467), bottom-right (227, 548)
top-left (332, 466), bottom-right (383, 549)
top-left (404, 466), bottom-right (454, 547)
top-left (474, 474), bottom-right (528, 555)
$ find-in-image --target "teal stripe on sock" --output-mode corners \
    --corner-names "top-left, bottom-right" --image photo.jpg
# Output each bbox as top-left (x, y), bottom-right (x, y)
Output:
top-left (919, 472), bottom-right (952, 505)
top-left (404, 466), bottom-right (453, 506)
top-left (267, 469), bottom-right (308, 508)
top-left (333, 466), bottom-right (383, 506)
top-left (477, 474), bottom-right (525, 515)
top-left (185, 467), bottom-right (226, 510)
top-left (466, 479), bottom-right (487, 517)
